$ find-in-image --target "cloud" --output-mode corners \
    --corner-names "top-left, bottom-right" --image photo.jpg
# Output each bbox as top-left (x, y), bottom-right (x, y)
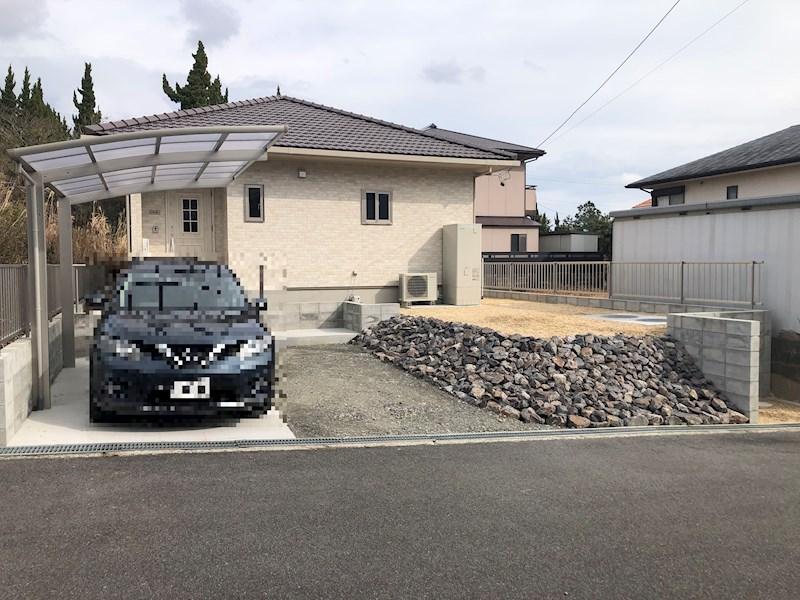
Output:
top-left (523, 59), bottom-right (544, 72)
top-left (421, 60), bottom-right (486, 84)
top-left (0, 0), bottom-right (47, 39)
top-left (180, 0), bottom-right (241, 47)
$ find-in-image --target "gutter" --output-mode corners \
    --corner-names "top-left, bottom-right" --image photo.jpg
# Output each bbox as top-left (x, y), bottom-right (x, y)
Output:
top-left (610, 193), bottom-right (800, 219)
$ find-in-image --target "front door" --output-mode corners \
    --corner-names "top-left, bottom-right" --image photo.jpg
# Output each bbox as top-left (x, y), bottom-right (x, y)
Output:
top-left (167, 191), bottom-right (213, 260)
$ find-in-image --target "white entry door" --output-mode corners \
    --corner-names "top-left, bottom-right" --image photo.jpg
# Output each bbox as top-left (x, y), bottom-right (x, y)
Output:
top-left (166, 190), bottom-right (213, 260)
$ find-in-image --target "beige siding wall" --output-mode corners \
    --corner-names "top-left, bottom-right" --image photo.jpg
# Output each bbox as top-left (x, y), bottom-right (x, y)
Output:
top-left (224, 157), bottom-right (475, 293)
top-left (212, 188), bottom-right (228, 263)
top-left (482, 227), bottom-right (540, 252)
top-left (474, 165), bottom-right (526, 216)
top-left (655, 164), bottom-right (800, 205)
top-left (127, 193), bottom-right (143, 258)
top-left (524, 186), bottom-right (537, 213)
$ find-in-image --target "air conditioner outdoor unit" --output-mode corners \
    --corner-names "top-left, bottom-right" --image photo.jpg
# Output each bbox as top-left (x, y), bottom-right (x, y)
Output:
top-left (399, 272), bottom-right (437, 305)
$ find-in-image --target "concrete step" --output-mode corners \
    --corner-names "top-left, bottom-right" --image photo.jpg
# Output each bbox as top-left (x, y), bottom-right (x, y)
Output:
top-left (273, 328), bottom-right (358, 347)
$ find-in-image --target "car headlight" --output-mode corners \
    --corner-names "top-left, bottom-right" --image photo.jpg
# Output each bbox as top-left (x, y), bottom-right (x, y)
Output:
top-left (238, 337), bottom-right (270, 360)
top-left (100, 336), bottom-right (142, 361)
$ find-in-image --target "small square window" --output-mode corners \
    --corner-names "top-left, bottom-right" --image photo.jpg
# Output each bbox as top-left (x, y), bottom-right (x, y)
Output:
top-left (362, 190), bottom-right (392, 224)
top-left (181, 197), bottom-right (199, 233)
top-left (511, 234), bottom-right (527, 252)
top-left (727, 185), bottom-right (738, 200)
top-left (244, 184), bottom-right (264, 222)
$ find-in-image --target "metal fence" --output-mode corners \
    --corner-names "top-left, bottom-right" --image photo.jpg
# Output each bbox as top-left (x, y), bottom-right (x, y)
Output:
top-left (483, 261), bottom-right (609, 296)
top-left (483, 260), bottom-right (763, 307)
top-left (610, 261), bottom-right (763, 306)
top-left (0, 264), bottom-right (107, 347)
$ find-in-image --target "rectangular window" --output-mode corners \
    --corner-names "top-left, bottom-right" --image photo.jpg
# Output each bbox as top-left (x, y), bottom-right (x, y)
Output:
top-left (727, 185), bottom-right (738, 200)
top-left (362, 190), bottom-right (392, 224)
top-left (511, 234), bottom-right (527, 252)
top-left (244, 184), bottom-right (264, 222)
top-left (653, 186), bottom-right (685, 207)
top-left (182, 198), bottom-right (198, 233)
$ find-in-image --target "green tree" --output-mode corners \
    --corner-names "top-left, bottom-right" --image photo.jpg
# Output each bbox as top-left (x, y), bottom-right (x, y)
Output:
top-left (0, 66), bottom-right (16, 114)
top-left (17, 67), bottom-right (31, 113)
top-left (533, 210), bottom-right (551, 233)
top-left (162, 41), bottom-right (228, 109)
top-left (570, 201), bottom-right (613, 258)
top-left (72, 62), bottom-right (102, 137)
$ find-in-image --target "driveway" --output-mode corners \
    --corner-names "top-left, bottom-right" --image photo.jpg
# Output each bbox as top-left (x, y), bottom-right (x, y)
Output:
top-left (1, 431), bottom-right (799, 599)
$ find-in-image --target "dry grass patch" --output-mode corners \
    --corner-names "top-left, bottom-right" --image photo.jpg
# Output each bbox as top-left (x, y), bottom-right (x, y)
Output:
top-left (759, 397), bottom-right (800, 424)
top-left (402, 297), bottom-right (666, 338)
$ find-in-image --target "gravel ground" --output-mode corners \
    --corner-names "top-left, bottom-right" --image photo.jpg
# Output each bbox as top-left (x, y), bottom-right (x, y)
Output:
top-left (279, 345), bottom-right (540, 437)
top-left (403, 297), bottom-right (666, 337)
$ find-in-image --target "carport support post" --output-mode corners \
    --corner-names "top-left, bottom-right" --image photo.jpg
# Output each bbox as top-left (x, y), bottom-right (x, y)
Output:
top-left (58, 197), bottom-right (75, 368)
top-left (26, 173), bottom-right (50, 409)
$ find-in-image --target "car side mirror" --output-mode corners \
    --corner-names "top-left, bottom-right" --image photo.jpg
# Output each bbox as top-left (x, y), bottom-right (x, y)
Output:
top-left (253, 298), bottom-right (268, 312)
top-left (84, 292), bottom-right (106, 312)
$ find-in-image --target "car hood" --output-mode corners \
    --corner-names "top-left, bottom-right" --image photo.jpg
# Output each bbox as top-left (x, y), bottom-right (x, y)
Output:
top-left (102, 312), bottom-right (268, 347)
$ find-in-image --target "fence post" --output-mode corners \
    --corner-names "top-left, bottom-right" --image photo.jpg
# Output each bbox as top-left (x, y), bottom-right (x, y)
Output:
top-left (607, 262), bottom-right (613, 299)
top-left (552, 263), bottom-right (557, 294)
top-left (751, 260), bottom-right (756, 308)
top-left (679, 261), bottom-right (685, 304)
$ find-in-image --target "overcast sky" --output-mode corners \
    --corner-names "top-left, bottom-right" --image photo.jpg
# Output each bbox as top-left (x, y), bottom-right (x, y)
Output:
top-left (0, 0), bottom-right (796, 216)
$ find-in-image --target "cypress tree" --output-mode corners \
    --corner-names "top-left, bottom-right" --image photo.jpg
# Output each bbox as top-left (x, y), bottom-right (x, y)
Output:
top-left (17, 67), bottom-right (31, 113)
top-left (0, 66), bottom-right (16, 114)
top-left (208, 74), bottom-right (228, 105)
top-left (162, 41), bottom-right (228, 109)
top-left (72, 62), bottom-right (102, 137)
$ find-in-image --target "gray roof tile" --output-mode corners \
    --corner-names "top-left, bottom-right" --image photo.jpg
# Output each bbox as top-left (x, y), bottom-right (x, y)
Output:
top-left (422, 124), bottom-right (545, 160)
top-left (628, 124), bottom-right (800, 188)
top-left (85, 95), bottom-right (513, 160)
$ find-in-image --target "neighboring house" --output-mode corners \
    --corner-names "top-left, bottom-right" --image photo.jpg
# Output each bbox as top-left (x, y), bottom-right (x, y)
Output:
top-left (421, 124), bottom-right (544, 252)
top-left (84, 95), bottom-right (523, 307)
top-left (631, 198), bottom-right (651, 208)
top-left (612, 124), bottom-right (800, 397)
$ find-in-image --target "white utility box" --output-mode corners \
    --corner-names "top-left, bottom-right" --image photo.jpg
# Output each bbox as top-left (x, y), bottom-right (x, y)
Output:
top-left (442, 223), bottom-right (482, 305)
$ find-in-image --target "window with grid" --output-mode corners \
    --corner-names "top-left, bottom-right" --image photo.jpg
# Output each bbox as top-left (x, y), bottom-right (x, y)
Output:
top-left (182, 198), bottom-right (198, 232)
top-left (362, 190), bottom-right (392, 224)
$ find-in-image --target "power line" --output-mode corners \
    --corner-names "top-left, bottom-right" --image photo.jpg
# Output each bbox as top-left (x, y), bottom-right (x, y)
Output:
top-left (536, 0), bottom-right (682, 148)
top-left (550, 0), bottom-right (751, 144)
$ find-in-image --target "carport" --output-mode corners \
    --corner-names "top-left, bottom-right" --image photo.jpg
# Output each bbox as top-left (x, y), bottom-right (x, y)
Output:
top-left (6, 125), bottom-right (287, 410)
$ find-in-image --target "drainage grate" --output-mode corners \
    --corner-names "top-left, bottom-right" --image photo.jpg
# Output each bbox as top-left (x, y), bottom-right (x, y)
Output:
top-left (2, 423), bottom-right (800, 457)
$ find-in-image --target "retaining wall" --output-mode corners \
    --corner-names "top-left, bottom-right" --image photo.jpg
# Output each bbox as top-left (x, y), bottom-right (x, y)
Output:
top-left (484, 288), bottom-right (751, 315)
top-left (667, 310), bottom-right (771, 422)
top-left (0, 315), bottom-right (63, 445)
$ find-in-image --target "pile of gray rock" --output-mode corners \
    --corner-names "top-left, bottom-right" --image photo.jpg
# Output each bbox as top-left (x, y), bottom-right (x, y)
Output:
top-left (352, 316), bottom-right (748, 428)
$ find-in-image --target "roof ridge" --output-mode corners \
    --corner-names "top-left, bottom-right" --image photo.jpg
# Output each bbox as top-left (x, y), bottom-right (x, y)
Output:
top-left (85, 95), bottom-right (281, 134)
top-left (277, 95), bottom-right (515, 159)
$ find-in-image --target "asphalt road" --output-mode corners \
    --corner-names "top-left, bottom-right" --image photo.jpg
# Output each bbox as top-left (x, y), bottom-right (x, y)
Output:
top-left (1, 431), bottom-right (799, 599)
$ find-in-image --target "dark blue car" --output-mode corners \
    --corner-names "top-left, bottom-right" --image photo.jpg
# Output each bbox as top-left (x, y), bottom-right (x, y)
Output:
top-left (88, 260), bottom-right (273, 422)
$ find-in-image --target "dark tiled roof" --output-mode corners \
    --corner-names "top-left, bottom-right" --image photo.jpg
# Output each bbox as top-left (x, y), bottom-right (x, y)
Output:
top-left (476, 216), bottom-right (540, 228)
top-left (85, 96), bottom-right (513, 161)
top-left (422, 124), bottom-right (545, 160)
top-left (627, 125), bottom-right (800, 188)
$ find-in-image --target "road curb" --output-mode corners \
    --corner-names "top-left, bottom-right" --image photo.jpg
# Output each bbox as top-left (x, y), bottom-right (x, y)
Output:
top-left (2, 422), bottom-right (799, 459)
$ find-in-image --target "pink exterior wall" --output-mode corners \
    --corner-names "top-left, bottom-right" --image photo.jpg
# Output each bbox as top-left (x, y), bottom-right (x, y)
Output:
top-left (482, 227), bottom-right (540, 252)
top-left (474, 165), bottom-right (526, 216)
top-left (525, 186), bottom-right (537, 213)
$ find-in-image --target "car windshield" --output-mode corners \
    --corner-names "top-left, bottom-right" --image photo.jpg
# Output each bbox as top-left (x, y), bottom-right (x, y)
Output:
top-left (117, 266), bottom-right (247, 310)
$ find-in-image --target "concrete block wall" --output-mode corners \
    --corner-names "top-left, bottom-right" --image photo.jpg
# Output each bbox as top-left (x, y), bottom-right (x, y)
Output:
top-left (667, 310), bottom-right (770, 422)
top-left (343, 302), bottom-right (400, 332)
top-left (0, 315), bottom-right (63, 445)
top-left (263, 302), bottom-right (345, 331)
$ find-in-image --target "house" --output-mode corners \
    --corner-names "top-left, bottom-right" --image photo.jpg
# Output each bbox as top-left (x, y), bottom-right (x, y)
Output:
top-left (612, 124), bottom-right (800, 399)
top-left (421, 124), bottom-right (544, 252)
top-left (83, 95), bottom-right (524, 311)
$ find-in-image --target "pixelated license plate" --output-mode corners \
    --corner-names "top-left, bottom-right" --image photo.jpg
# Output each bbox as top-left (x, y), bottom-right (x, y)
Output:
top-left (170, 377), bottom-right (211, 400)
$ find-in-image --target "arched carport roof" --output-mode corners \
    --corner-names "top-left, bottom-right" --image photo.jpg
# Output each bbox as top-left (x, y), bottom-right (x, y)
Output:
top-left (8, 125), bottom-right (287, 205)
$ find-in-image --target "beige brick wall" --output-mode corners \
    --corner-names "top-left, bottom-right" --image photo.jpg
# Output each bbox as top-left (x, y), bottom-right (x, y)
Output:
top-left (224, 157), bottom-right (475, 293)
